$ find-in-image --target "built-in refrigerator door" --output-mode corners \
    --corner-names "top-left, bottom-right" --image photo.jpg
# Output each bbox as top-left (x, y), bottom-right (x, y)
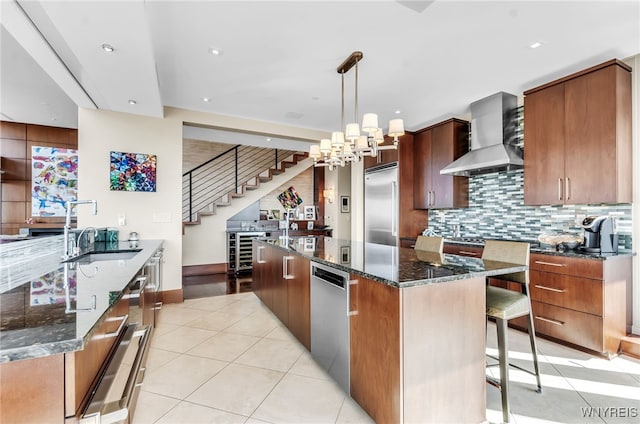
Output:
top-left (364, 163), bottom-right (398, 246)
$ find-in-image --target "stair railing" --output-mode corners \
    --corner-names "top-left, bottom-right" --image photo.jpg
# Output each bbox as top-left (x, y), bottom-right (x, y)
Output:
top-left (182, 145), bottom-right (298, 222)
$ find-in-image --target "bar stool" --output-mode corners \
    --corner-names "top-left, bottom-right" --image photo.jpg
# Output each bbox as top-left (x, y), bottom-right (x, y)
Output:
top-left (482, 240), bottom-right (542, 423)
top-left (414, 235), bottom-right (443, 253)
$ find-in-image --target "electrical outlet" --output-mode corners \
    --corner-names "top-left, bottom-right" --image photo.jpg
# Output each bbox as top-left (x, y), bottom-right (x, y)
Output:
top-left (575, 213), bottom-right (586, 225)
top-left (118, 214), bottom-right (126, 226)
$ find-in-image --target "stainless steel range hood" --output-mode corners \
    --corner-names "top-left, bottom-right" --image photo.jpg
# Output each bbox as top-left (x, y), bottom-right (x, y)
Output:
top-left (440, 92), bottom-right (522, 176)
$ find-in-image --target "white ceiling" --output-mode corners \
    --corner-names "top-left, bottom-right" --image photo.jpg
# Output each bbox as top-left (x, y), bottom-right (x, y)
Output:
top-left (1, 0), bottom-right (639, 146)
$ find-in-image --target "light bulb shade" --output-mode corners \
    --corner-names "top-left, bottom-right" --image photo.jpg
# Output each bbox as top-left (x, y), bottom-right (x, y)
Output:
top-left (331, 131), bottom-right (345, 148)
top-left (388, 119), bottom-right (405, 137)
top-left (374, 128), bottom-right (385, 145)
top-left (356, 135), bottom-right (369, 150)
top-left (320, 139), bottom-right (332, 154)
top-left (343, 143), bottom-right (353, 155)
top-left (309, 144), bottom-right (321, 159)
top-left (345, 123), bottom-right (360, 141)
top-left (361, 113), bottom-right (379, 134)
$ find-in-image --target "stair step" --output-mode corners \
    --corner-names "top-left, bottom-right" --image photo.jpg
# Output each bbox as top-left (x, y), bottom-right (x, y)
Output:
top-left (271, 169), bottom-right (284, 175)
top-left (216, 202), bottom-right (231, 207)
top-left (245, 184), bottom-right (259, 190)
top-left (259, 176), bottom-right (272, 182)
top-left (231, 193), bottom-right (245, 198)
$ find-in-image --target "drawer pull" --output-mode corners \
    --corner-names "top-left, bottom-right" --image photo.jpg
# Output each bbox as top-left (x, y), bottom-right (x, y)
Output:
top-left (534, 260), bottom-right (565, 267)
top-left (101, 314), bottom-right (129, 339)
top-left (534, 285), bottom-right (567, 293)
top-left (458, 250), bottom-right (479, 256)
top-left (535, 315), bottom-right (565, 326)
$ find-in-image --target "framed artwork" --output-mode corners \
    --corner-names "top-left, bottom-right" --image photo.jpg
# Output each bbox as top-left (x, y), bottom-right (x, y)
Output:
top-left (31, 146), bottom-right (78, 217)
top-left (304, 205), bottom-right (316, 220)
top-left (341, 196), bottom-right (350, 213)
top-left (110, 151), bottom-right (157, 192)
top-left (304, 237), bottom-right (316, 252)
top-left (260, 210), bottom-right (268, 220)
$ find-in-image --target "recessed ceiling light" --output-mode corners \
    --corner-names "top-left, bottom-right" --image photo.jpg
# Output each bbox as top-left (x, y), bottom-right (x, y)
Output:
top-left (101, 44), bottom-right (115, 52)
top-left (51, 117), bottom-right (57, 121)
top-left (395, 110), bottom-right (401, 114)
top-left (209, 47), bottom-right (224, 56)
top-left (530, 41), bottom-right (543, 49)
top-left (266, 138), bottom-right (272, 142)
top-left (203, 97), bottom-right (210, 102)
top-left (128, 99), bottom-right (137, 105)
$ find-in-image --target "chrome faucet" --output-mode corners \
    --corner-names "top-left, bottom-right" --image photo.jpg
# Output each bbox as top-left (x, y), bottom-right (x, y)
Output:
top-left (63, 200), bottom-right (98, 259)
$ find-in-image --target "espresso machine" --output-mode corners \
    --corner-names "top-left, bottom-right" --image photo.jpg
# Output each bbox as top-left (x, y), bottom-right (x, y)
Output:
top-left (580, 216), bottom-right (618, 254)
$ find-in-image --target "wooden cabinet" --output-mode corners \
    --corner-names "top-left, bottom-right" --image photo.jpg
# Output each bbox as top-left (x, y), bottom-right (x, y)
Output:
top-left (526, 253), bottom-right (631, 356)
top-left (286, 254), bottom-right (311, 350)
top-left (252, 242), bottom-right (310, 349)
top-left (413, 119), bottom-right (469, 209)
top-left (363, 138), bottom-right (399, 169)
top-left (524, 59), bottom-right (632, 205)
top-left (65, 295), bottom-right (129, 417)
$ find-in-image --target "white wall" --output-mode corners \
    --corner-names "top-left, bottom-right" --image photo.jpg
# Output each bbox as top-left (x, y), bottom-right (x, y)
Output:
top-left (77, 108), bottom-right (183, 292)
top-left (626, 54), bottom-right (640, 335)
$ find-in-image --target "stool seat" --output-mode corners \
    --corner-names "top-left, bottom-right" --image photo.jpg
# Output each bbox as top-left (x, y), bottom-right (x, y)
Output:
top-left (486, 286), bottom-right (529, 320)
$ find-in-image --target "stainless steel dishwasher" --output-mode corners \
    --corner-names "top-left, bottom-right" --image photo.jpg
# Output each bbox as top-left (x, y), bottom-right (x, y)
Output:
top-left (310, 262), bottom-right (350, 393)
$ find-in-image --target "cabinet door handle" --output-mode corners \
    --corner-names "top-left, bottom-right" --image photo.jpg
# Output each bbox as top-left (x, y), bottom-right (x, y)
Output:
top-left (283, 256), bottom-right (294, 279)
top-left (431, 190), bottom-right (435, 206)
top-left (534, 284), bottom-right (567, 293)
top-left (348, 279), bottom-right (358, 316)
top-left (558, 178), bottom-right (563, 201)
top-left (566, 177), bottom-right (571, 201)
top-left (534, 260), bottom-right (565, 267)
top-left (458, 250), bottom-right (479, 257)
top-left (535, 315), bottom-right (565, 326)
top-left (257, 246), bottom-right (266, 263)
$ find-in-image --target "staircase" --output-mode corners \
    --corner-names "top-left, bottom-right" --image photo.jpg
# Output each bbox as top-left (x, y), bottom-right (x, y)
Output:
top-left (182, 144), bottom-right (310, 227)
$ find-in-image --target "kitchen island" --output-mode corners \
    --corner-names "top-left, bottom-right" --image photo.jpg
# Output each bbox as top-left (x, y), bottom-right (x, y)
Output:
top-left (253, 237), bottom-right (527, 424)
top-left (0, 235), bottom-right (163, 423)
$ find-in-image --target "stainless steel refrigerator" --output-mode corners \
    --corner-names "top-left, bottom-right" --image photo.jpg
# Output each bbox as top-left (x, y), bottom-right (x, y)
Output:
top-left (364, 163), bottom-right (399, 246)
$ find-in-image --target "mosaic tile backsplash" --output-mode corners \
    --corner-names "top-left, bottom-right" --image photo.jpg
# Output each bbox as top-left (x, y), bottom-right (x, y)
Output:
top-left (427, 170), bottom-right (632, 249)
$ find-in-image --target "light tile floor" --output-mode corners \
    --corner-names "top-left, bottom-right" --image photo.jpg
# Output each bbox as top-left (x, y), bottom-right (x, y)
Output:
top-left (134, 292), bottom-right (640, 423)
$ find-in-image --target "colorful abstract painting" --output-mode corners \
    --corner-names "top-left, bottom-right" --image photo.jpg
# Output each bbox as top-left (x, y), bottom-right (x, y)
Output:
top-left (110, 151), bottom-right (157, 192)
top-left (31, 146), bottom-right (78, 217)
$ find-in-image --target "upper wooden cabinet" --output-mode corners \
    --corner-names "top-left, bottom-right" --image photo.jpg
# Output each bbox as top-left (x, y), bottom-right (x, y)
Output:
top-left (413, 118), bottom-right (469, 209)
top-left (524, 59), bottom-right (632, 206)
top-left (363, 138), bottom-right (399, 169)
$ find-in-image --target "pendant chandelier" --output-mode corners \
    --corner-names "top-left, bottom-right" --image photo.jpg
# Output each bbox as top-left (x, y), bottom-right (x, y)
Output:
top-left (309, 51), bottom-right (404, 170)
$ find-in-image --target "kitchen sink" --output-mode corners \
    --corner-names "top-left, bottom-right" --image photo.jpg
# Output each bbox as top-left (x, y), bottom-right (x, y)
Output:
top-left (63, 249), bottom-right (142, 264)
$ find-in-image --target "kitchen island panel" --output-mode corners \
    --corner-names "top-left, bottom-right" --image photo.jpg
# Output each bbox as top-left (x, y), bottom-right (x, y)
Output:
top-left (0, 353), bottom-right (64, 423)
top-left (349, 274), bottom-right (401, 424)
top-left (402, 276), bottom-right (486, 423)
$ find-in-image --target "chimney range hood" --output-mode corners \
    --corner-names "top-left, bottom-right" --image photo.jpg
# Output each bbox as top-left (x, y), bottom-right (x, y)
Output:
top-left (440, 92), bottom-right (522, 176)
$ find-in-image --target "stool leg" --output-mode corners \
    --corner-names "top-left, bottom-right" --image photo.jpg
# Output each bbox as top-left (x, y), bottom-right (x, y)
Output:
top-left (496, 318), bottom-right (510, 423)
top-left (526, 311), bottom-right (543, 393)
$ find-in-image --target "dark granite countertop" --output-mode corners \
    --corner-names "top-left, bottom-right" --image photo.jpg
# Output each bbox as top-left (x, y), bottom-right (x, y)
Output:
top-left (443, 237), bottom-right (634, 260)
top-left (255, 237), bottom-right (526, 289)
top-left (0, 236), bottom-right (163, 362)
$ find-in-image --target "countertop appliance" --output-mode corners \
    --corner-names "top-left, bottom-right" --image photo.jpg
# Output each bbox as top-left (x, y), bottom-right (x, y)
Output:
top-left (364, 163), bottom-right (398, 246)
top-left (310, 262), bottom-right (350, 393)
top-left (580, 216), bottom-right (618, 254)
